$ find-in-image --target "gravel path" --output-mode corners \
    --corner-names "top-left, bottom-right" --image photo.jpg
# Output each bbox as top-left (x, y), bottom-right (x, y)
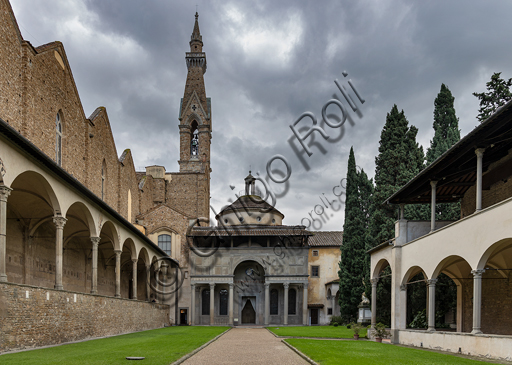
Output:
top-left (181, 327), bottom-right (310, 365)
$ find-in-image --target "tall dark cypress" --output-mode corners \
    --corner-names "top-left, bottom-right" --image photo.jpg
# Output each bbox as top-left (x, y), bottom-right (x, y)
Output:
top-left (368, 105), bottom-right (426, 248)
top-left (427, 84), bottom-right (461, 221)
top-left (473, 72), bottom-right (512, 123)
top-left (338, 147), bottom-right (373, 321)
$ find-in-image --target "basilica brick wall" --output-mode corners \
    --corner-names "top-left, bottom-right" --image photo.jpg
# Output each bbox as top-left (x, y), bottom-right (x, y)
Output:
top-left (0, 282), bottom-right (170, 353)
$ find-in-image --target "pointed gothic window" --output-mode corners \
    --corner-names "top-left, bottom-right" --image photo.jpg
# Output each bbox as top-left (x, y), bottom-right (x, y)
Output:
top-left (56, 113), bottom-right (62, 166)
top-left (101, 160), bottom-right (106, 200)
top-left (191, 121), bottom-right (199, 157)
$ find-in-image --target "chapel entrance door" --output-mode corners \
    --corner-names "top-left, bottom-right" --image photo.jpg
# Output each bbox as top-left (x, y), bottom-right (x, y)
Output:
top-left (180, 309), bottom-right (188, 325)
top-left (241, 298), bottom-right (256, 324)
top-left (311, 308), bottom-right (319, 325)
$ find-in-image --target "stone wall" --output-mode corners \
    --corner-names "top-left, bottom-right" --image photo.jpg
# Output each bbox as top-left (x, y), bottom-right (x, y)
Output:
top-left (0, 282), bottom-right (170, 353)
top-left (461, 270), bottom-right (512, 335)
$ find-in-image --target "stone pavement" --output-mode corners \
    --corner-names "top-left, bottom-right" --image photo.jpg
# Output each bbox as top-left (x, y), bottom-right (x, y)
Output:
top-left (181, 327), bottom-right (310, 365)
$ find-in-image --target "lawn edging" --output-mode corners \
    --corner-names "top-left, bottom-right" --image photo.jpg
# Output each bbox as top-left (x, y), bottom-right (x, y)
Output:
top-left (282, 339), bottom-right (319, 365)
top-left (171, 327), bottom-right (232, 365)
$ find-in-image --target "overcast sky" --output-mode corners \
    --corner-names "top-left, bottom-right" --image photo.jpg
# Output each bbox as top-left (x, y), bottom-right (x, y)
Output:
top-left (10, 0), bottom-right (512, 231)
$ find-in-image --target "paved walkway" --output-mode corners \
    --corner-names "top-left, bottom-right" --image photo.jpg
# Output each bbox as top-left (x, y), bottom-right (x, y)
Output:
top-left (181, 328), bottom-right (309, 365)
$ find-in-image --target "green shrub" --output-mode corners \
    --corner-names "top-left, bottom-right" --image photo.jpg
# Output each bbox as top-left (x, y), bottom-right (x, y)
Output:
top-left (330, 315), bottom-right (343, 325)
top-left (333, 322), bottom-right (339, 327)
top-left (409, 309), bottom-right (427, 329)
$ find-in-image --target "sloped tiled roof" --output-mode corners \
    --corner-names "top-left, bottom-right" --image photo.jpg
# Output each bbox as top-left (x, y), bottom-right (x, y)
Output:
top-left (189, 225), bottom-right (311, 237)
top-left (308, 231), bottom-right (343, 247)
top-left (216, 195), bottom-right (284, 219)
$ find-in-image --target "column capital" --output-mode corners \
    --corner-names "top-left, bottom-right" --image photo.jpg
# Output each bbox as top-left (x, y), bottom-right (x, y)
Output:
top-left (264, 282), bottom-right (270, 288)
top-left (430, 180), bottom-right (438, 187)
top-left (191, 283), bottom-right (196, 288)
top-left (209, 282), bottom-right (215, 288)
top-left (400, 284), bottom-right (407, 291)
top-left (471, 269), bottom-right (485, 277)
top-left (90, 237), bottom-right (100, 247)
top-left (283, 282), bottom-right (290, 289)
top-left (114, 249), bottom-right (122, 256)
top-left (0, 185), bottom-right (12, 201)
top-left (427, 279), bottom-right (438, 286)
top-left (303, 282), bottom-right (309, 289)
top-left (229, 283), bottom-right (234, 288)
top-left (53, 215), bottom-right (67, 229)
top-left (475, 148), bottom-right (485, 158)
top-left (371, 278), bottom-right (379, 286)
top-left (132, 258), bottom-right (138, 264)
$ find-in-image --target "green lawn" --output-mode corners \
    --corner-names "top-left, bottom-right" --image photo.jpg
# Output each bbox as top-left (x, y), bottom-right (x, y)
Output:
top-left (287, 339), bottom-right (487, 365)
top-left (0, 326), bottom-right (229, 365)
top-left (268, 325), bottom-right (366, 338)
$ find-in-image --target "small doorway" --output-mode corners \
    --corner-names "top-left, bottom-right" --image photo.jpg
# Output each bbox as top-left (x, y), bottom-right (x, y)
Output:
top-left (310, 308), bottom-right (319, 325)
top-left (180, 309), bottom-right (188, 325)
top-left (242, 298), bottom-right (256, 324)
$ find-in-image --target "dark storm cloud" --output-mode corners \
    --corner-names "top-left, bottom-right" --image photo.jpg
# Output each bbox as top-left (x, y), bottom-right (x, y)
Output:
top-left (10, 0), bottom-right (512, 230)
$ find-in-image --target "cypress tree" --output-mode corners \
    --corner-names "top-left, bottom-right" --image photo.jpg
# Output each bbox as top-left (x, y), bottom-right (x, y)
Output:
top-left (338, 147), bottom-right (373, 321)
top-left (368, 105), bottom-right (426, 247)
top-left (427, 84), bottom-right (461, 221)
top-left (473, 72), bottom-right (512, 123)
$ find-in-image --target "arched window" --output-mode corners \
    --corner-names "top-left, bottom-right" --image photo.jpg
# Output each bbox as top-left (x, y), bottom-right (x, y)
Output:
top-left (201, 289), bottom-right (210, 315)
top-left (56, 113), bottom-right (62, 166)
top-left (190, 120), bottom-right (199, 157)
top-left (270, 288), bottom-right (278, 315)
top-left (288, 288), bottom-right (297, 315)
top-left (219, 289), bottom-right (228, 315)
top-left (101, 160), bottom-right (106, 200)
top-left (158, 234), bottom-right (172, 256)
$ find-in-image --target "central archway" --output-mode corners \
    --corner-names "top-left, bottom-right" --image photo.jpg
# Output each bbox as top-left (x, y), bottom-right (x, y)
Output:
top-left (233, 260), bottom-right (265, 325)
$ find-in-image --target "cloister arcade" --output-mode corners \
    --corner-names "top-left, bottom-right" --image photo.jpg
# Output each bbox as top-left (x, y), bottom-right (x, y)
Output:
top-left (0, 130), bottom-right (171, 303)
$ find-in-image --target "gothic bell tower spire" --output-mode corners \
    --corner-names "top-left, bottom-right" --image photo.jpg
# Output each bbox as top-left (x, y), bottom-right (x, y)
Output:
top-left (177, 12), bottom-right (211, 219)
top-left (178, 11), bottom-right (211, 173)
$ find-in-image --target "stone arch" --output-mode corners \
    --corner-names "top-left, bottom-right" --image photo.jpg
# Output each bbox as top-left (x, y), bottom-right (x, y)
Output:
top-left (99, 220), bottom-right (119, 251)
top-left (476, 237), bottom-right (512, 271)
top-left (10, 170), bottom-right (61, 215)
top-left (401, 265), bottom-right (428, 286)
top-left (431, 255), bottom-right (472, 285)
top-left (232, 257), bottom-right (267, 275)
top-left (186, 112), bottom-right (203, 126)
top-left (372, 258), bottom-right (391, 279)
top-left (63, 201), bottom-right (97, 237)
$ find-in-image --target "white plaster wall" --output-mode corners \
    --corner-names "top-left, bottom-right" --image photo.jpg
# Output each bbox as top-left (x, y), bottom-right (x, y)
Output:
top-left (399, 330), bottom-right (512, 361)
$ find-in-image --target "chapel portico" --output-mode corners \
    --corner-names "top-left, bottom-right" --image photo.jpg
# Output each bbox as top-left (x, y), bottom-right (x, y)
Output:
top-left (188, 173), bottom-right (311, 326)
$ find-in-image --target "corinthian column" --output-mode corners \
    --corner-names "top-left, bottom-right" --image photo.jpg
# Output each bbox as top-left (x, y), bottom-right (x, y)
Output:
top-left (53, 215), bottom-right (67, 290)
top-left (0, 186), bottom-right (12, 282)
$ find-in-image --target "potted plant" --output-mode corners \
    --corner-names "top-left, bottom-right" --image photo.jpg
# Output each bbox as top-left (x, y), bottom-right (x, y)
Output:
top-left (350, 322), bottom-right (363, 340)
top-left (368, 322), bottom-right (389, 343)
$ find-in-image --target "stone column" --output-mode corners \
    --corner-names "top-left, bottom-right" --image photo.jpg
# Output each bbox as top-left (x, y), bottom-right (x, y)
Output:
top-left (303, 283), bottom-right (308, 325)
top-left (283, 282), bottom-right (289, 325)
top-left (228, 283), bottom-right (234, 326)
top-left (190, 283), bottom-right (196, 325)
top-left (471, 269), bottom-right (484, 334)
top-left (0, 186), bottom-right (12, 282)
top-left (53, 216), bottom-right (67, 290)
top-left (475, 148), bottom-right (485, 212)
top-left (264, 283), bottom-right (270, 325)
top-left (145, 264), bottom-right (151, 301)
top-left (371, 278), bottom-right (379, 328)
top-left (209, 282), bottom-right (215, 325)
top-left (114, 250), bottom-right (121, 298)
top-left (132, 259), bottom-right (138, 300)
top-left (90, 237), bottom-right (100, 294)
top-left (430, 181), bottom-right (437, 232)
top-left (427, 279), bottom-right (437, 331)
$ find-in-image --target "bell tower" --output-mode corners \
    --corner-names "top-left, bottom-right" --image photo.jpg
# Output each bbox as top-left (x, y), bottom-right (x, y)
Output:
top-left (177, 12), bottom-right (211, 220)
top-left (179, 12), bottom-right (211, 174)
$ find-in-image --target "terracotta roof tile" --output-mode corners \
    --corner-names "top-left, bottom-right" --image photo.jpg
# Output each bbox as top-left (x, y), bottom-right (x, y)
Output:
top-left (309, 231), bottom-right (343, 247)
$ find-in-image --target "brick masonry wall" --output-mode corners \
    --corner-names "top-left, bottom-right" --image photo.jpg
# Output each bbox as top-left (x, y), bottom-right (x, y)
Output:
top-left (0, 282), bottom-right (170, 353)
top-left (461, 270), bottom-right (512, 335)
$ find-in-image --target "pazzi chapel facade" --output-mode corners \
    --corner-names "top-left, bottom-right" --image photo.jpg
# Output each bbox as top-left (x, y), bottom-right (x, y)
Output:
top-left (0, 1), bottom-right (343, 352)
